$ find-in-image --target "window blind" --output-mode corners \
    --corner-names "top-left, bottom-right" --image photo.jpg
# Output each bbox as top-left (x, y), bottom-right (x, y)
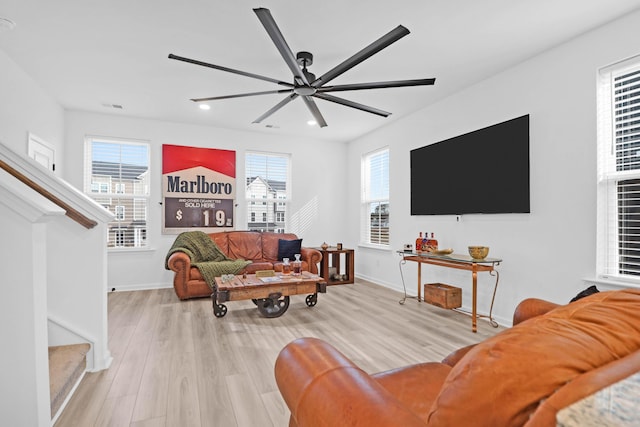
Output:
top-left (598, 57), bottom-right (640, 278)
top-left (361, 148), bottom-right (389, 246)
top-left (245, 152), bottom-right (290, 233)
top-left (85, 138), bottom-right (150, 249)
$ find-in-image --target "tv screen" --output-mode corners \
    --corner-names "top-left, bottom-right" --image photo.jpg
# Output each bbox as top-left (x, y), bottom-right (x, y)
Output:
top-left (410, 115), bottom-right (530, 215)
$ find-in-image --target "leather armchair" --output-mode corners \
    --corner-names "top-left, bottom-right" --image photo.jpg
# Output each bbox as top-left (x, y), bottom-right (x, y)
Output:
top-left (275, 289), bottom-right (640, 426)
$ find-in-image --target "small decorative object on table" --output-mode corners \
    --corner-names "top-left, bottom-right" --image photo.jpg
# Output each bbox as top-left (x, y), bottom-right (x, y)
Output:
top-left (336, 243), bottom-right (343, 250)
top-left (321, 242), bottom-right (329, 250)
top-left (468, 246), bottom-right (489, 259)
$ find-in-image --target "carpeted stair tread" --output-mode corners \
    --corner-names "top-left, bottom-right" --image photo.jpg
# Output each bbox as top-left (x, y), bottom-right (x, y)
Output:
top-left (49, 343), bottom-right (90, 418)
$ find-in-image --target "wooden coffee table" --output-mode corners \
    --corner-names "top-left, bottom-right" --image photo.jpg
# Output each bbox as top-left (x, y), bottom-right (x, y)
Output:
top-left (212, 272), bottom-right (327, 318)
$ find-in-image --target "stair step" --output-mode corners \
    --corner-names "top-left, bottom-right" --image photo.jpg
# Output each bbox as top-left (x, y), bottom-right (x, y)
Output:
top-left (49, 343), bottom-right (90, 418)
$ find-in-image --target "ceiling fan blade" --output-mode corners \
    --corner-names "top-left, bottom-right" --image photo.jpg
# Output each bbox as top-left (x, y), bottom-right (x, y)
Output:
top-left (192, 89), bottom-right (293, 102)
top-left (313, 93), bottom-right (391, 117)
top-left (317, 78), bottom-right (436, 93)
top-left (253, 8), bottom-right (309, 86)
top-left (312, 25), bottom-right (410, 88)
top-left (253, 93), bottom-right (299, 124)
top-left (168, 53), bottom-right (293, 87)
top-left (301, 96), bottom-right (328, 128)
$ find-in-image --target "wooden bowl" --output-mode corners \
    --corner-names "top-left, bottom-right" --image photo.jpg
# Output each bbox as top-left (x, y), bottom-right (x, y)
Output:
top-left (468, 246), bottom-right (489, 259)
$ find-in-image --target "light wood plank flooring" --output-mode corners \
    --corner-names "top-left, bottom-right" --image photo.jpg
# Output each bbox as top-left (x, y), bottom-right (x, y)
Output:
top-left (55, 280), bottom-right (505, 427)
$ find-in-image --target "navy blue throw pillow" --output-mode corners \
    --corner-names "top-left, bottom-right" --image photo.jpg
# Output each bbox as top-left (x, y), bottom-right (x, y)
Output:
top-left (278, 239), bottom-right (302, 261)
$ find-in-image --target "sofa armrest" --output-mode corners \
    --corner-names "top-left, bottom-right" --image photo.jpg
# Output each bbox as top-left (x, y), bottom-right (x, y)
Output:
top-left (300, 247), bottom-right (322, 275)
top-left (512, 298), bottom-right (561, 326)
top-left (167, 252), bottom-right (192, 300)
top-left (167, 251), bottom-right (191, 272)
top-left (525, 350), bottom-right (640, 427)
top-left (441, 344), bottom-right (477, 367)
top-left (275, 337), bottom-right (426, 427)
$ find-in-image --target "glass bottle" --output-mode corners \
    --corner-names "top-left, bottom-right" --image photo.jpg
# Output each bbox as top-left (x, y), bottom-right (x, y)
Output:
top-left (415, 232), bottom-right (423, 252)
top-left (422, 232), bottom-right (429, 252)
top-left (282, 258), bottom-right (291, 275)
top-left (293, 254), bottom-right (302, 276)
top-left (429, 232), bottom-right (439, 251)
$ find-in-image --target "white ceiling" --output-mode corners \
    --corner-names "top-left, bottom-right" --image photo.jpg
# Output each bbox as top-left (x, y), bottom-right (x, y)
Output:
top-left (2, 0), bottom-right (640, 142)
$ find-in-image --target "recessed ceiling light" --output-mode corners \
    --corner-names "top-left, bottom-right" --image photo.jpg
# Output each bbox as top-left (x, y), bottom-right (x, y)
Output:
top-left (199, 104), bottom-right (211, 110)
top-left (307, 120), bottom-right (317, 126)
top-left (0, 17), bottom-right (16, 32)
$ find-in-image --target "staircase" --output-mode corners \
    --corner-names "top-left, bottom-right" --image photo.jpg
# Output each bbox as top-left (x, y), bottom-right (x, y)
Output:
top-left (49, 343), bottom-right (90, 419)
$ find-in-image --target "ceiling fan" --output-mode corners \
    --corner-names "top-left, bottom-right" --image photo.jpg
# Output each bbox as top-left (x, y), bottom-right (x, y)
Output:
top-left (169, 8), bottom-right (435, 128)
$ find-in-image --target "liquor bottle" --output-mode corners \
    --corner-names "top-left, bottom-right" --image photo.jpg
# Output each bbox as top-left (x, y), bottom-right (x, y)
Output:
top-left (282, 258), bottom-right (291, 275)
top-left (415, 232), bottom-right (423, 252)
top-left (428, 232), bottom-right (439, 251)
top-left (292, 254), bottom-right (302, 276)
top-left (422, 232), bottom-right (429, 252)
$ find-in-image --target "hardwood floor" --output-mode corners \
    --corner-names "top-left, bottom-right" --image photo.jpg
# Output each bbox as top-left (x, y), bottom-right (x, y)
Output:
top-left (55, 280), bottom-right (505, 427)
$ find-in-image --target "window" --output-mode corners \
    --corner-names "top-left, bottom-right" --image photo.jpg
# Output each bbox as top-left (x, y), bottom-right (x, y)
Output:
top-left (85, 137), bottom-right (150, 249)
top-left (361, 148), bottom-right (389, 246)
top-left (246, 152), bottom-right (290, 232)
top-left (115, 205), bottom-right (125, 221)
top-left (597, 55), bottom-right (640, 281)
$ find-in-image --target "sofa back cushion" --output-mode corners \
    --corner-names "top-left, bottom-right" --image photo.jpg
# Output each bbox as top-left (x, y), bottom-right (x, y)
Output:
top-left (210, 232), bottom-right (229, 255)
top-left (208, 231), bottom-right (301, 262)
top-left (427, 289), bottom-right (640, 427)
top-left (227, 231), bottom-right (263, 261)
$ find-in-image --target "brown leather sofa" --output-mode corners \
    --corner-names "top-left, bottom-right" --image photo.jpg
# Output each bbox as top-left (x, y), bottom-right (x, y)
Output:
top-left (167, 231), bottom-right (322, 300)
top-left (275, 289), bottom-right (640, 426)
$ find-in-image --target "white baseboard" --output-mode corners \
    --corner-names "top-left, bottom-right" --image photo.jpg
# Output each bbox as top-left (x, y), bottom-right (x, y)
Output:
top-left (107, 282), bottom-right (173, 292)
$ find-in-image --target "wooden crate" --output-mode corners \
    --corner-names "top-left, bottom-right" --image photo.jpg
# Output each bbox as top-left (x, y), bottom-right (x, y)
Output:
top-left (423, 283), bottom-right (462, 309)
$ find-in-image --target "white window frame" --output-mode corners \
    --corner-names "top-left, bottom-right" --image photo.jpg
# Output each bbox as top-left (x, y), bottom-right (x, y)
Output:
top-left (115, 205), bottom-right (125, 221)
top-left (245, 151), bottom-right (291, 232)
top-left (597, 54), bottom-right (640, 285)
top-left (361, 147), bottom-right (390, 248)
top-left (84, 136), bottom-right (150, 250)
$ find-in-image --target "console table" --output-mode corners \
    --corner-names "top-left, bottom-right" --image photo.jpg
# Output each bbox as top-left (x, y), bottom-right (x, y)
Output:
top-left (398, 251), bottom-right (501, 332)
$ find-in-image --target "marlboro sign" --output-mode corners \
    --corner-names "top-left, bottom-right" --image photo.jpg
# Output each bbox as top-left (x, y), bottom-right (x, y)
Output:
top-left (162, 144), bottom-right (236, 233)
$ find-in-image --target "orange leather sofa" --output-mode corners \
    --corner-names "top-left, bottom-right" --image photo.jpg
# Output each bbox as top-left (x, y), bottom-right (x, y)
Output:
top-left (275, 289), bottom-right (640, 427)
top-left (167, 231), bottom-right (322, 300)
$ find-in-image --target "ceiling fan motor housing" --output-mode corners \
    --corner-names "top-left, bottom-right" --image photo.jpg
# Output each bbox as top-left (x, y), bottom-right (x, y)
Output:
top-left (296, 51), bottom-right (313, 67)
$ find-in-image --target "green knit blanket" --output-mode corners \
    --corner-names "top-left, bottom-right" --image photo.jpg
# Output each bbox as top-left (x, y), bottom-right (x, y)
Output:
top-left (165, 231), bottom-right (251, 290)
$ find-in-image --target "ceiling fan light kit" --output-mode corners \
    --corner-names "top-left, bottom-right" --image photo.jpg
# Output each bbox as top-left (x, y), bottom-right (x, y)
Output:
top-left (169, 8), bottom-right (435, 128)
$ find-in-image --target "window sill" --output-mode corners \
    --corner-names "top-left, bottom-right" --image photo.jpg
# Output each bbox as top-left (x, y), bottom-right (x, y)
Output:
top-left (358, 243), bottom-right (393, 252)
top-left (108, 247), bottom-right (156, 254)
top-left (583, 276), bottom-right (640, 290)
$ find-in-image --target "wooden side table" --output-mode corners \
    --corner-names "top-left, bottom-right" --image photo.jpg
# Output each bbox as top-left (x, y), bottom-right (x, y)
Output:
top-left (316, 247), bottom-right (355, 285)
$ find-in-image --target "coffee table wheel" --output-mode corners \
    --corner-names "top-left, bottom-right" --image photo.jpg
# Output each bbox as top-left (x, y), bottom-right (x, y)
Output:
top-left (256, 294), bottom-right (290, 318)
top-left (213, 303), bottom-right (228, 318)
top-left (305, 293), bottom-right (318, 307)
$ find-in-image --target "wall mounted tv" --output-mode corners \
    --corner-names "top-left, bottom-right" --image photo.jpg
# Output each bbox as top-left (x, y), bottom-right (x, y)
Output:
top-left (410, 114), bottom-right (530, 215)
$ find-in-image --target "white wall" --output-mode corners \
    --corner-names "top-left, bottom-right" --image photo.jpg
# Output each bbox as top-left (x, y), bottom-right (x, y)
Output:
top-left (346, 10), bottom-right (640, 326)
top-left (0, 49), bottom-right (65, 172)
top-left (64, 111), bottom-right (349, 290)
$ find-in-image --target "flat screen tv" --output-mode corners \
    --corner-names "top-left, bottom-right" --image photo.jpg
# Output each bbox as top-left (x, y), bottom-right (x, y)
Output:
top-left (410, 114), bottom-right (530, 215)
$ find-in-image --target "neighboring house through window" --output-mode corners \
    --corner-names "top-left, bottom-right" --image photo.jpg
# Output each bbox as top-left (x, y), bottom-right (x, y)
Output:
top-left (361, 147), bottom-right (390, 246)
top-left (597, 54), bottom-right (640, 282)
top-left (246, 151), bottom-right (290, 232)
top-left (84, 137), bottom-right (150, 249)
